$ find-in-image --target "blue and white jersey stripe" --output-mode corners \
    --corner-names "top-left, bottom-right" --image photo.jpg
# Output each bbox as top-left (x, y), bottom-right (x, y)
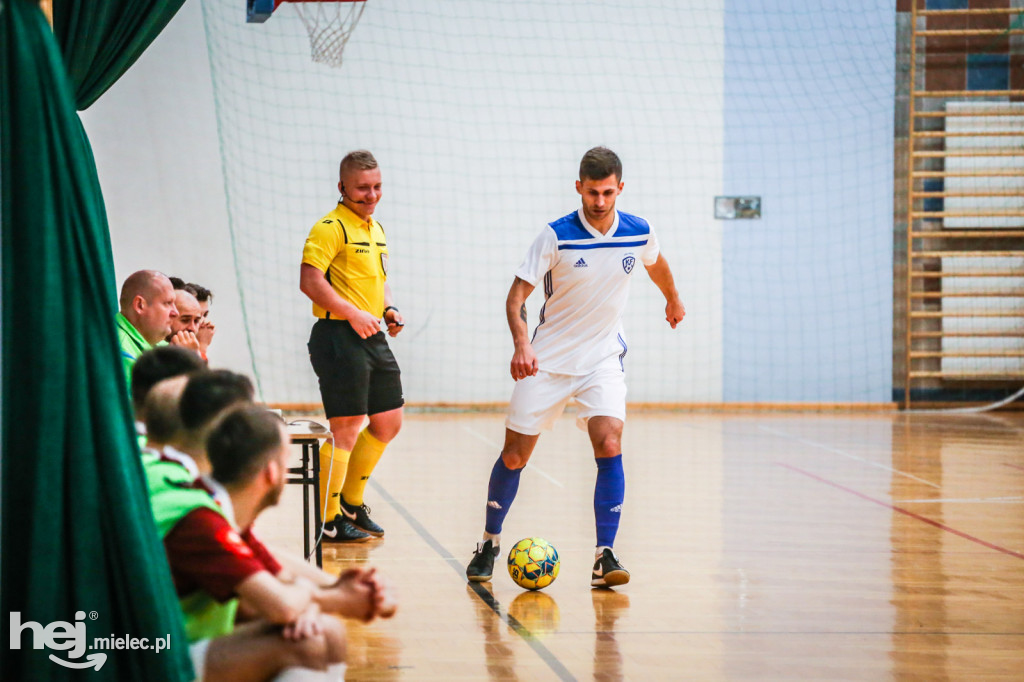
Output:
top-left (550, 211), bottom-right (651, 251)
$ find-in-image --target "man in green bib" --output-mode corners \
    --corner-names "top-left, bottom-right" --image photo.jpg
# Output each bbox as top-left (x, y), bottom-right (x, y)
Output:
top-left (144, 374), bottom-right (395, 680)
top-left (116, 270), bottom-right (179, 390)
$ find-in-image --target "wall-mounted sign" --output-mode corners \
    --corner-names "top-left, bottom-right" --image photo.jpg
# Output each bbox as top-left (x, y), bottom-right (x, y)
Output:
top-left (714, 196), bottom-right (761, 220)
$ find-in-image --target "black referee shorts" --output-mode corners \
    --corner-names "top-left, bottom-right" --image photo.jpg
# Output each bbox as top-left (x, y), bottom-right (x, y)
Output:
top-left (307, 319), bottom-right (404, 419)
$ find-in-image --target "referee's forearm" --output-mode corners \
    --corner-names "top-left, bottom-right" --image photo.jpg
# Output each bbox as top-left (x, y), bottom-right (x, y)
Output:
top-left (307, 288), bottom-right (361, 320)
top-left (300, 267), bottom-right (365, 319)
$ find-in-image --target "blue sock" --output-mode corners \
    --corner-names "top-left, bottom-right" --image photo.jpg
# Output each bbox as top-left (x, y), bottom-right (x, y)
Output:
top-left (484, 456), bottom-right (522, 536)
top-left (594, 454), bottom-right (625, 547)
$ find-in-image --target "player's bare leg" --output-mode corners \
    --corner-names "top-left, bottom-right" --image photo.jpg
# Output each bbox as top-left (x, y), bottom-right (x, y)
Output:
top-left (587, 416), bottom-right (622, 460)
top-left (588, 417), bottom-right (629, 588)
top-left (467, 428), bottom-right (540, 581)
top-left (500, 427), bottom-right (540, 469)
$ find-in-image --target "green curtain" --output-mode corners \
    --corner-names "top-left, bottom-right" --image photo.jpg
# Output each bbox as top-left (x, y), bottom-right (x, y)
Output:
top-left (52, 0), bottom-right (188, 110)
top-left (1, 1), bottom-right (192, 679)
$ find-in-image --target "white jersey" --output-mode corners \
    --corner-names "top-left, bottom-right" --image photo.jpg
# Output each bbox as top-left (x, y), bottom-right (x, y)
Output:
top-left (515, 208), bottom-right (660, 375)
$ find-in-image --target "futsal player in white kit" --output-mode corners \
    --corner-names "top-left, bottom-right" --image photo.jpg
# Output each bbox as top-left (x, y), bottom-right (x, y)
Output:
top-left (466, 147), bottom-right (686, 587)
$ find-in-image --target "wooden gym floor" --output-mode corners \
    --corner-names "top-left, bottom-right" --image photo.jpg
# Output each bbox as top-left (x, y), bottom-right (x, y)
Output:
top-left (257, 411), bottom-right (1024, 681)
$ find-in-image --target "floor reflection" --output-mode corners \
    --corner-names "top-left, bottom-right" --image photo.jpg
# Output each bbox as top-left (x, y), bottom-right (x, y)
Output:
top-left (467, 582), bottom-right (519, 681)
top-left (592, 589), bottom-right (630, 681)
top-left (508, 591), bottom-right (561, 638)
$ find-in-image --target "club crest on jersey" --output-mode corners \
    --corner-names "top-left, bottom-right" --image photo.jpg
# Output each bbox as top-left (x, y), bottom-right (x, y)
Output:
top-left (622, 255), bottom-right (635, 274)
top-left (380, 253), bottom-right (388, 275)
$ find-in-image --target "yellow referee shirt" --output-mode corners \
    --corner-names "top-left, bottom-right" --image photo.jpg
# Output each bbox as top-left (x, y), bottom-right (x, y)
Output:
top-left (302, 202), bottom-right (389, 319)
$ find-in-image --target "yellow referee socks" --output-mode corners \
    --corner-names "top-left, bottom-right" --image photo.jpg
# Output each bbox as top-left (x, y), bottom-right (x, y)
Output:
top-left (341, 428), bottom-right (388, 506)
top-left (318, 441), bottom-right (351, 521)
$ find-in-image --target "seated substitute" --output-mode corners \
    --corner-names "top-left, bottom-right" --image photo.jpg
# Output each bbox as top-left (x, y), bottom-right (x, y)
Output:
top-left (162, 406), bottom-right (394, 681)
top-left (130, 346), bottom-right (205, 449)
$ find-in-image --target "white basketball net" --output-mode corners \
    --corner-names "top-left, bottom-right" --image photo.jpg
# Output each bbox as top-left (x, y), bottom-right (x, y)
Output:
top-left (289, 1), bottom-right (367, 68)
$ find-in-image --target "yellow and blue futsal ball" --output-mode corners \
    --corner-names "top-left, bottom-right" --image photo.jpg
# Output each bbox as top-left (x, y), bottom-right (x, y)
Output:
top-left (507, 537), bottom-right (560, 590)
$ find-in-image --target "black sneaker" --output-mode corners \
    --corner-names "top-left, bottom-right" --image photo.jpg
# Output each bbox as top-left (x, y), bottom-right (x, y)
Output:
top-left (339, 497), bottom-right (385, 537)
top-left (591, 548), bottom-right (630, 588)
top-left (466, 540), bottom-right (499, 582)
top-left (322, 515), bottom-right (372, 543)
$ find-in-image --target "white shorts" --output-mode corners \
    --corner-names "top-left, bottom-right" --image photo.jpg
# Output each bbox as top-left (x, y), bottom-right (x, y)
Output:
top-left (506, 367), bottom-right (627, 436)
top-left (189, 639), bottom-right (210, 682)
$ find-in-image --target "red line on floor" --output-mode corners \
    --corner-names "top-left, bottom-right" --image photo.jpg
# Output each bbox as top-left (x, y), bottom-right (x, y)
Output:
top-left (776, 462), bottom-right (1024, 561)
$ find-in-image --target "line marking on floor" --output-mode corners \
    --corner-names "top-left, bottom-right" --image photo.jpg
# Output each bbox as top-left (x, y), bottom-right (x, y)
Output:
top-left (758, 425), bottom-right (940, 489)
top-left (776, 462), bottom-right (1024, 561)
top-left (370, 478), bottom-right (577, 681)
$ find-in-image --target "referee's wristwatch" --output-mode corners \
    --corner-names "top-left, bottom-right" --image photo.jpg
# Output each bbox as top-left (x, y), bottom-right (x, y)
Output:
top-left (383, 305), bottom-right (399, 317)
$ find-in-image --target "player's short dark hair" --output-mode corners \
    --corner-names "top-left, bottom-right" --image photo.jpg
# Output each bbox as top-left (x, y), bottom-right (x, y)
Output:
top-left (131, 347), bottom-right (205, 413)
top-left (187, 282), bottom-right (213, 304)
top-left (207, 406), bottom-right (285, 487)
top-left (579, 147), bottom-right (622, 182)
top-left (166, 276), bottom-right (196, 294)
top-left (339, 150), bottom-right (378, 179)
top-left (168, 277), bottom-right (198, 297)
top-left (179, 370), bottom-right (254, 431)
top-left (144, 378), bottom-right (187, 444)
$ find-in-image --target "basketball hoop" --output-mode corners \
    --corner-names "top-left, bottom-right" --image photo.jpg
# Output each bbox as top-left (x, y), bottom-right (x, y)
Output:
top-left (247, 0), bottom-right (368, 68)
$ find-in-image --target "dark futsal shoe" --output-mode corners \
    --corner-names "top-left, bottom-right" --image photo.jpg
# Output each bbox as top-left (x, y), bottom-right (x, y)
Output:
top-left (339, 497), bottom-right (385, 537)
top-left (466, 540), bottom-right (500, 582)
top-left (322, 515), bottom-right (372, 543)
top-left (591, 548), bottom-right (630, 588)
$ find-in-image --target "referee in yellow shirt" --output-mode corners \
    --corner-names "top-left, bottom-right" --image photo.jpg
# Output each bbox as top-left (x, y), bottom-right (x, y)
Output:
top-left (300, 150), bottom-right (405, 542)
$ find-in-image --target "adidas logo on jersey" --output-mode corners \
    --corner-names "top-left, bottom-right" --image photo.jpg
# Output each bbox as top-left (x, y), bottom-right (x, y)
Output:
top-left (574, 258), bottom-right (588, 268)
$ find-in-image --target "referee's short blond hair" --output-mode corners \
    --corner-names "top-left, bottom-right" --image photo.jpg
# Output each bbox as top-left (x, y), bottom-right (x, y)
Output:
top-left (339, 150), bottom-right (378, 179)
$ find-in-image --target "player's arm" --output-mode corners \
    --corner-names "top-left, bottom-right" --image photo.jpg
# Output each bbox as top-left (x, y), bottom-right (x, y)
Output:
top-left (506, 277), bottom-right (538, 380)
top-left (270, 550), bottom-right (396, 621)
top-left (235, 571), bottom-right (318, 626)
top-left (270, 548), bottom-right (332, 586)
top-left (644, 254), bottom-right (685, 329)
top-left (313, 567), bottom-right (396, 622)
top-left (165, 509), bottom-right (317, 629)
top-left (299, 263), bottom-right (380, 338)
top-left (383, 283), bottom-right (404, 337)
